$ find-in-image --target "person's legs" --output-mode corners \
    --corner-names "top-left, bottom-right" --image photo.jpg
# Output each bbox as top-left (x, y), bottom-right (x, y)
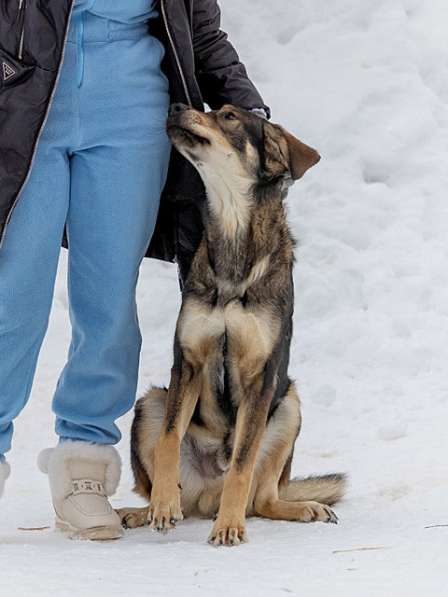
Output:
top-left (53, 135), bottom-right (170, 444)
top-left (24, 13), bottom-right (171, 540)
top-left (0, 100), bottom-right (73, 459)
top-left (52, 24), bottom-right (171, 445)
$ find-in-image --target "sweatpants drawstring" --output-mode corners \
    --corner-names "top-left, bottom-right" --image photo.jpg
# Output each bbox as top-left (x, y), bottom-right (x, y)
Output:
top-left (76, 12), bottom-right (85, 88)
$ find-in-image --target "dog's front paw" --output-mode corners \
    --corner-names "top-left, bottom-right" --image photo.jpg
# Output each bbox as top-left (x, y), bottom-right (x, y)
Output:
top-left (208, 516), bottom-right (248, 547)
top-left (148, 486), bottom-right (183, 532)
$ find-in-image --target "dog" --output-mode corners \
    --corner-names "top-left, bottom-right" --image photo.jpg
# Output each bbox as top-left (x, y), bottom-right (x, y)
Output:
top-left (117, 104), bottom-right (346, 546)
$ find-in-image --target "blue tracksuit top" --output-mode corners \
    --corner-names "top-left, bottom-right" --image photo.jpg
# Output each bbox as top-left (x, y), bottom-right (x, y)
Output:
top-left (73, 0), bottom-right (158, 23)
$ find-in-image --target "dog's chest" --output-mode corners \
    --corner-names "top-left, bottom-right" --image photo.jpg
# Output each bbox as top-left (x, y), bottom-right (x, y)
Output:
top-left (178, 296), bottom-right (280, 436)
top-left (179, 298), bottom-right (279, 368)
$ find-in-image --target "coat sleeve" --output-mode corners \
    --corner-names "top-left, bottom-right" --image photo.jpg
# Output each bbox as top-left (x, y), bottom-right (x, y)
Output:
top-left (192, 0), bottom-right (270, 117)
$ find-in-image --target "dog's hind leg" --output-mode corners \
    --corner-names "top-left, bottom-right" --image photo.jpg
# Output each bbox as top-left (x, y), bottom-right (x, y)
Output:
top-left (116, 506), bottom-right (150, 529)
top-left (252, 383), bottom-right (341, 524)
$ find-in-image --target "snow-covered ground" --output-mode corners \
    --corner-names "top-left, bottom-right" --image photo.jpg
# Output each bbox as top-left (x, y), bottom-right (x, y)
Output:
top-left (2, 1), bottom-right (448, 595)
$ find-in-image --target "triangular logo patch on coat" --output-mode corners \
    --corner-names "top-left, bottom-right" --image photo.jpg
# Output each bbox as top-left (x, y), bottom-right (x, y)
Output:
top-left (2, 61), bottom-right (16, 81)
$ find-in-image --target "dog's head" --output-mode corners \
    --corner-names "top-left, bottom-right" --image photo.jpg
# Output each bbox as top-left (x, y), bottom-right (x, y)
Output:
top-left (167, 104), bottom-right (320, 189)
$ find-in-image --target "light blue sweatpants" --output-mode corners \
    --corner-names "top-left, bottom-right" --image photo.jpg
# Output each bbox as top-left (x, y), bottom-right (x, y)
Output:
top-left (0, 11), bottom-right (171, 456)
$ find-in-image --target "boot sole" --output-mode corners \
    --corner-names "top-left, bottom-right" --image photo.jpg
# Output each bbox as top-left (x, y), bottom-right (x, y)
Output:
top-left (56, 517), bottom-right (124, 541)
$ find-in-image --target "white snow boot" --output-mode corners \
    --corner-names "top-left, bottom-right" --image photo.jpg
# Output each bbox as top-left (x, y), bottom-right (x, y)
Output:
top-left (0, 459), bottom-right (11, 498)
top-left (38, 441), bottom-right (124, 541)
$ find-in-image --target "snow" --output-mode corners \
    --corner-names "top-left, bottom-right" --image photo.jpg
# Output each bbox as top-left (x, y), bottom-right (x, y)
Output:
top-left (2, 1), bottom-right (448, 595)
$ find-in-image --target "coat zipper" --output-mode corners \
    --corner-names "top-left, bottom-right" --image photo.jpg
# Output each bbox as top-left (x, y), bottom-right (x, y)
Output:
top-left (0, 0), bottom-right (76, 250)
top-left (17, 0), bottom-right (26, 60)
top-left (160, 0), bottom-right (192, 106)
top-left (1, 0), bottom-right (193, 248)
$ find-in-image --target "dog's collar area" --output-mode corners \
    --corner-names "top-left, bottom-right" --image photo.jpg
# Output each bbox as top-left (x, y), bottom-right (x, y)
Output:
top-left (257, 171), bottom-right (292, 193)
top-left (280, 174), bottom-right (294, 191)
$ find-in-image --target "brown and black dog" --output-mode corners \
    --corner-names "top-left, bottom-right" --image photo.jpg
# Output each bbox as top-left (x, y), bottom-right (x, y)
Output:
top-left (117, 104), bottom-right (346, 546)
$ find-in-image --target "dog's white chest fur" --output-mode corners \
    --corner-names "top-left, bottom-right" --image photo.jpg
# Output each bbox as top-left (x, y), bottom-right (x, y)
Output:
top-left (196, 160), bottom-right (253, 240)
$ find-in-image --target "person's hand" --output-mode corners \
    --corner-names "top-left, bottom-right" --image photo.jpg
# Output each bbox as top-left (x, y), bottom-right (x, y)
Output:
top-left (250, 107), bottom-right (269, 119)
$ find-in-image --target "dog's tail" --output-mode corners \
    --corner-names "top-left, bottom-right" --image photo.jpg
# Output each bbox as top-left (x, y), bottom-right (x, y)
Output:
top-left (279, 473), bottom-right (347, 506)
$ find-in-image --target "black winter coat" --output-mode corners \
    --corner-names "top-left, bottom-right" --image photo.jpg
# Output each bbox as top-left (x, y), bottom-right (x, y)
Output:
top-left (0, 0), bottom-right (268, 280)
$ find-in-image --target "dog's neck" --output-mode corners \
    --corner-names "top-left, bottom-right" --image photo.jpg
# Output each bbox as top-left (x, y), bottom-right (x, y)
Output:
top-left (198, 167), bottom-right (293, 285)
top-left (199, 165), bottom-right (253, 242)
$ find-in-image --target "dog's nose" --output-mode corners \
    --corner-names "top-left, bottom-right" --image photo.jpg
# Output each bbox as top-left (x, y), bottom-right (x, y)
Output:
top-left (170, 103), bottom-right (189, 116)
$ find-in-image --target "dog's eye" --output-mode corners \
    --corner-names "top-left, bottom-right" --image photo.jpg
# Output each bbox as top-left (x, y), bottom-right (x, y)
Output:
top-left (223, 111), bottom-right (237, 121)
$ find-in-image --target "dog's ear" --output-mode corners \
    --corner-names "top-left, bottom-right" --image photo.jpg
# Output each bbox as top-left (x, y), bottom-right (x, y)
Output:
top-left (282, 128), bottom-right (321, 180)
top-left (263, 122), bottom-right (320, 181)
